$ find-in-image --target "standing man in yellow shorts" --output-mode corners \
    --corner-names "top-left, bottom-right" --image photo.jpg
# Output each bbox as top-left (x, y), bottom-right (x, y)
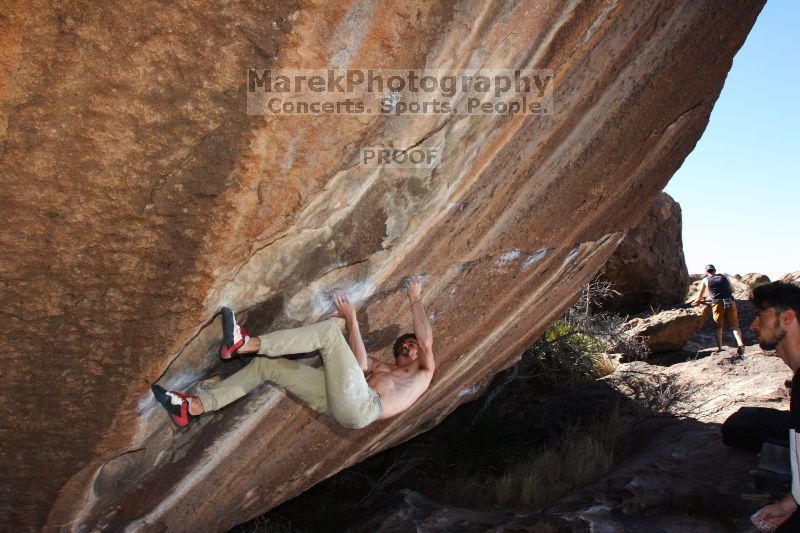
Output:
top-left (151, 276), bottom-right (435, 429)
top-left (693, 264), bottom-right (745, 355)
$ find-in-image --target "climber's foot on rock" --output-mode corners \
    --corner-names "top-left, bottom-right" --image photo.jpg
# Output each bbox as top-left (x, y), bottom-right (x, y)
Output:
top-left (220, 307), bottom-right (252, 360)
top-left (737, 345), bottom-right (745, 356)
top-left (151, 384), bottom-right (200, 428)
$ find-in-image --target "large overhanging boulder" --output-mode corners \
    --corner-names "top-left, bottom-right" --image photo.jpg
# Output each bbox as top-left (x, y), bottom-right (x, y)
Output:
top-left (0, 0), bottom-right (763, 531)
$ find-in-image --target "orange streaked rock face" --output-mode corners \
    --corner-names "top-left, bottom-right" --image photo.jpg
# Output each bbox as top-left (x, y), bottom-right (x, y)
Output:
top-left (0, 0), bottom-right (763, 531)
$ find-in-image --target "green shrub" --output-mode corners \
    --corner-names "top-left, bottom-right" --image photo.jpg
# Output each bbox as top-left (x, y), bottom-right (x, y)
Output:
top-left (522, 320), bottom-right (614, 390)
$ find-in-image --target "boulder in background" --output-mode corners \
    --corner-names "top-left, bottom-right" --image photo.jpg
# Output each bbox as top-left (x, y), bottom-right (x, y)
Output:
top-left (619, 306), bottom-right (708, 353)
top-left (737, 273), bottom-right (771, 286)
top-left (598, 193), bottom-right (688, 314)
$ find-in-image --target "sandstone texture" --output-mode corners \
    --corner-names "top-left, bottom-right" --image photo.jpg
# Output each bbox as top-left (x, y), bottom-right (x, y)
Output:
top-left (0, 1), bottom-right (764, 531)
top-left (598, 192), bottom-right (688, 314)
top-left (619, 306), bottom-right (708, 353)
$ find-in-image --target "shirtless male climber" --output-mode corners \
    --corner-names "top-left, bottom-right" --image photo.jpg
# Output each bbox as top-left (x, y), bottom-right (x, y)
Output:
top-left (151, 276), bottom-right (435, 429)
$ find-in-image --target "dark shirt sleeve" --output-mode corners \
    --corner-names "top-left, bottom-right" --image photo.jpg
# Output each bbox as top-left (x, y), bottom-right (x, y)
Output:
top-left (791, 371), bottom-right (800, 503)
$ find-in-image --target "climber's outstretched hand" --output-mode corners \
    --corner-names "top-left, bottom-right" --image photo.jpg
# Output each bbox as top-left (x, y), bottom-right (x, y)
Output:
top-left (330, 293), bottom-right (357, 321)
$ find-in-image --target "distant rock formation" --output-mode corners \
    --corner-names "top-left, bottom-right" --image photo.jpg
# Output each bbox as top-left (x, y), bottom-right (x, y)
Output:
top-left (598, 193), bottom-right (688, 314)
top-left (781, 272), bottom-right (800, 286)
top-left (0, 0), bottom-right (764, 530)
top-left (737, 273), bottom-right (771, 286)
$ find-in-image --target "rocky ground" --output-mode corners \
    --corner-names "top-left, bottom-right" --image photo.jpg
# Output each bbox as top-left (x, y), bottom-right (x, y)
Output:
top-left (537, 349), bottom-right (789, 531)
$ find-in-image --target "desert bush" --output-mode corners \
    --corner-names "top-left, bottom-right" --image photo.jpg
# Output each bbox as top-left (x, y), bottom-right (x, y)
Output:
top-left (520, 280), bottom-right (646, 390)
top-left (611, 369), bottom-right (695, 416)
top-left (521, 320), bottom-right (611, 389)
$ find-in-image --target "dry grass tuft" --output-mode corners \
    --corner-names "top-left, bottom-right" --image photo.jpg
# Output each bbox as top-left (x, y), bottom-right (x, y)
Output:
top-left (438, 403), bottom-right (629, 511)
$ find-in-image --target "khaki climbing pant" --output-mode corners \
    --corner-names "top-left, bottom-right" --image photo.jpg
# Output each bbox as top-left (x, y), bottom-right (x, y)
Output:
top-left (196, 319), bottom-right (382, 429)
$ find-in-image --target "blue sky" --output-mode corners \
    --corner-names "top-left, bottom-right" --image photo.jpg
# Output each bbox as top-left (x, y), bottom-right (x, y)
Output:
top-left (664, 0), bottom-right (799, 280)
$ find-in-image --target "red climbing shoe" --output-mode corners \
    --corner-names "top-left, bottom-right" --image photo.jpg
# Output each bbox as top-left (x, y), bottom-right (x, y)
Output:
top-left (219, 307), bottom-right (250, 360)
top-left (151, 384), bottom-right (197, 428)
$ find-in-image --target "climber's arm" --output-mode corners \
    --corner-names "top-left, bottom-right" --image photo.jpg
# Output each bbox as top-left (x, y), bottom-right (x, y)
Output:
top-left (407, 276), bottom-right (434, 372)
top-left (693, 279), bottom-right (707, 305)
top-left (333, 294), bottom-right (370, 372)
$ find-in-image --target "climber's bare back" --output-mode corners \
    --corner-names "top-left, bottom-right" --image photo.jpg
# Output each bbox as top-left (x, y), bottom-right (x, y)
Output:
top-left (367, 356), bottom-right (434, 419)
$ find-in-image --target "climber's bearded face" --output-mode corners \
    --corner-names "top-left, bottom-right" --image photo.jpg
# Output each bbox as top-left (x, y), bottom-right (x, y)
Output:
top-left (396, 338), bottom-right (419, 363)
top-left (751, 307), bottom-right (787, 351)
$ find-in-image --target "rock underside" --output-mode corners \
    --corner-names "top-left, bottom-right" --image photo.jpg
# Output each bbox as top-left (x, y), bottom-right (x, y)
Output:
top-left (0, 0), bottom-right (764, 531)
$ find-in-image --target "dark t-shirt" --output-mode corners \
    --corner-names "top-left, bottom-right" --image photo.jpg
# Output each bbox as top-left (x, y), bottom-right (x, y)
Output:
top-left (790, 369), bottom-right (800, 505)
top-left (791, 369), bottom-right (800, 433)
top-left (707, 274), bottom-right (733, 300)
top-left (778, 372), bottom-right (800, 532)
